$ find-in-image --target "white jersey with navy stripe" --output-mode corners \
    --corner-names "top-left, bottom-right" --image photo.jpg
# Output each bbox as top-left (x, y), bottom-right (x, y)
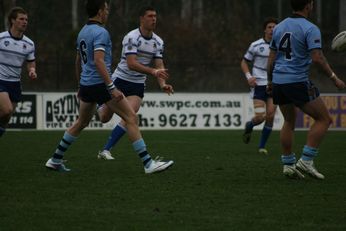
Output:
top-left (112, 28), bottom-right (164, 84)
top-left (0, 31), bottom-right (35, 82)
top-left (243, 38), bottom-right (270, 86)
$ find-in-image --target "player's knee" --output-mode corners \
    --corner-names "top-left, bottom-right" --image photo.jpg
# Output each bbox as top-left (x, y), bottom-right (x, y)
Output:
top-left (75, 119), bottom-right (90, 129)
top-left (124, 111), bottom-right (138, 125)
top-left (254, 108), bottom-right (266, 123)
top-left (254, 115), bottom-right (265, 125)
top-left (97, 105), bottom-right (112, 123)
top-left (318, 114), bottom-right (333, 127)
top-left (99, 113), bottom-right (112, 123)
top-left (0, 106), bottom-right (14, 119)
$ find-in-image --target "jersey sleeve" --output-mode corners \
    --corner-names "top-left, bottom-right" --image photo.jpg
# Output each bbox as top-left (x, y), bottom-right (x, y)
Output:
top-left (306, 26), bottom-right (322, 50)
top-left (26, 43), bottom-right (35, 61)
top-left (123, 33), bottom-right (138, 55)
top-left (154, 42), bottom-right (164, 59)
top-left (94, 29), bottom-right (109, 52)
top-left (243, 43), bottom-right (255, 62)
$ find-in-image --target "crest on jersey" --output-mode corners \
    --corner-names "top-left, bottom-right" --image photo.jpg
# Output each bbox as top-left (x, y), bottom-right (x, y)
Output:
top-left (153, 42), bottom-right (157, 49)
top-left (23, 44), bottom-right (27, 49)
top-left (128, 38), bottom-right (133, 50)
top-left (138, 40), bottom-right (142, 47)
top-left (4, 40), bottom-right (9, 46)
top-left (259, 47), bottom-right (264, 52)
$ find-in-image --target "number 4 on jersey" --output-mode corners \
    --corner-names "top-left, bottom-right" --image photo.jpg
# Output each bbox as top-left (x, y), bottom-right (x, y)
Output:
top-left (279, 32), bottom-right (292, 60)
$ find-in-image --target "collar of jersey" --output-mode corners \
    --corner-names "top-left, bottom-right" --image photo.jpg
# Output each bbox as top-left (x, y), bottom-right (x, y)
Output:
top-left (291, 13), bottom-right (306, 19)
top-left (87, 20), bottom-right (103, 26)
top-left (138, 28), bottom-right (152, 40)
top-left (8, 30), bottom-right (23, 40)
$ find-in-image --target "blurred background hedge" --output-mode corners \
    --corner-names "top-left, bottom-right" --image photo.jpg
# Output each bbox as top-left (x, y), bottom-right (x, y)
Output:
top-left (1, 0), bottom-right (345, 92)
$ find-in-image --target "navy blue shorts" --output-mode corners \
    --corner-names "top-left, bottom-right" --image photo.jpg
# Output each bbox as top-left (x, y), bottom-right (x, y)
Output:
top-left (0, 80), bottom-right (22, 102)
top-left (272, 80), bottom-right (320, 106)
top-left (114, 78), bottom-right (145, 98)
top-left (78, 83), bottom-right (111, 105)
top-left (252, 85), bottom-right (271, 101)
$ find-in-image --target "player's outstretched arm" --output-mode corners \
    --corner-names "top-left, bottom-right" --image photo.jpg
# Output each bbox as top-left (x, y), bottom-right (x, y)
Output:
top-left (311, 49), bottom-right (346, 89)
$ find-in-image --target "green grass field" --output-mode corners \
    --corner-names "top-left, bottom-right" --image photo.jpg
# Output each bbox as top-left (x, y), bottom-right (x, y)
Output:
top-left (1, 130), bottom-right (346, 231)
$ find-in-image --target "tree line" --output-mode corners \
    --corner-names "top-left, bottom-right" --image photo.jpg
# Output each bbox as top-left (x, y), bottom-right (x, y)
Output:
top-left (1, 0), bottom-right (345, 92)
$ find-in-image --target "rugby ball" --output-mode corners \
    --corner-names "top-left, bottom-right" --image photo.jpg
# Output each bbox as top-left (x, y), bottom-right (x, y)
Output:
top-left (331, 31), bottom-right (346, 52)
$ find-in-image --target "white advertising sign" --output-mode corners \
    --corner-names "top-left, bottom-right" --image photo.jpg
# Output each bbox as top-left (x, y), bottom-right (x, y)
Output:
top-left (137, 93), bottom-right (246, 129)
top-left (42, 93), bottom-right (117, 130)
top-left (21, 92), bottom-right (285, 130)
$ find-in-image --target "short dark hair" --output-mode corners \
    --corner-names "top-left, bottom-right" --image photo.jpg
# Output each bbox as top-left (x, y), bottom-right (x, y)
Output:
top-left (263, 17), bottom-right (278, 30)
top-left (139, 6), bottom-right (156, 17)
top-left (86, 0), bottom-right (106, 18)
top-left (7, 7), bottom-right (27, 27)
top-left (291, 0), bottom-right (312, 11)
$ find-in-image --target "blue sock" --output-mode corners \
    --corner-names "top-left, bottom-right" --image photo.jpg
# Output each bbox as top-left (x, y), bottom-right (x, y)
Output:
top-left (132, 139), bottom-right (152, 168)
top-left (258, 125), bottom-right (272, 149)
top-left (281, 153), bottom-right (296, 165)
top-left (0, 127), bottom-right (5, 137)
top-left (301, 145), bottom-right (318, 161)
top-left (52, 132), bottom-right (77, 163)
top-left (103, 124), bottom-right (126, 151)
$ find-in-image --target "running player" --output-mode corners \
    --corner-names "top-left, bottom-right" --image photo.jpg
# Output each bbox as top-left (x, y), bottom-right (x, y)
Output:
top-left (97, 6), bottom-right (174, 160)
top-left (241, 17), bottom-right (278, 155)
top-left (0, 7), bottom-right (37, 137)
top-left (45, 1), bottom-right (173, 174)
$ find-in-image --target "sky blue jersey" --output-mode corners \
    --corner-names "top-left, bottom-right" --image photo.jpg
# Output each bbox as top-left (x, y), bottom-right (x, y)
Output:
top-left (76, 21), bottom-right (112, 86)
top-left (270, 15), bottom-right (322, 84)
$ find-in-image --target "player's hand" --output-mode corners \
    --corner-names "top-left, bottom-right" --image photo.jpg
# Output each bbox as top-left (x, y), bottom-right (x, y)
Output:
top-left (153, 68), bottom-right (169, 80)
top-left (110, 88), bottom-right (124, 102)
top-left (333, 77), bottom-right (346, 90)
top-left (336, 80), bottom-right (346, 90)
top-left (161, 84), bottom-right (174, 95)
top-left (28, 68), bottom-right (37, 80)
top-left (266, 82), bottom-right (273, 95)
top-left (329, 73), bottom-right (345, 89)
top-left (247, 77), bottom-right (257, 88)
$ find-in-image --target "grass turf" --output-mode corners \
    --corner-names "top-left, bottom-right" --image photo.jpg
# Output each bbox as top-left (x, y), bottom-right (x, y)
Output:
top-left (0, 130), bottom-right (346, 231)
